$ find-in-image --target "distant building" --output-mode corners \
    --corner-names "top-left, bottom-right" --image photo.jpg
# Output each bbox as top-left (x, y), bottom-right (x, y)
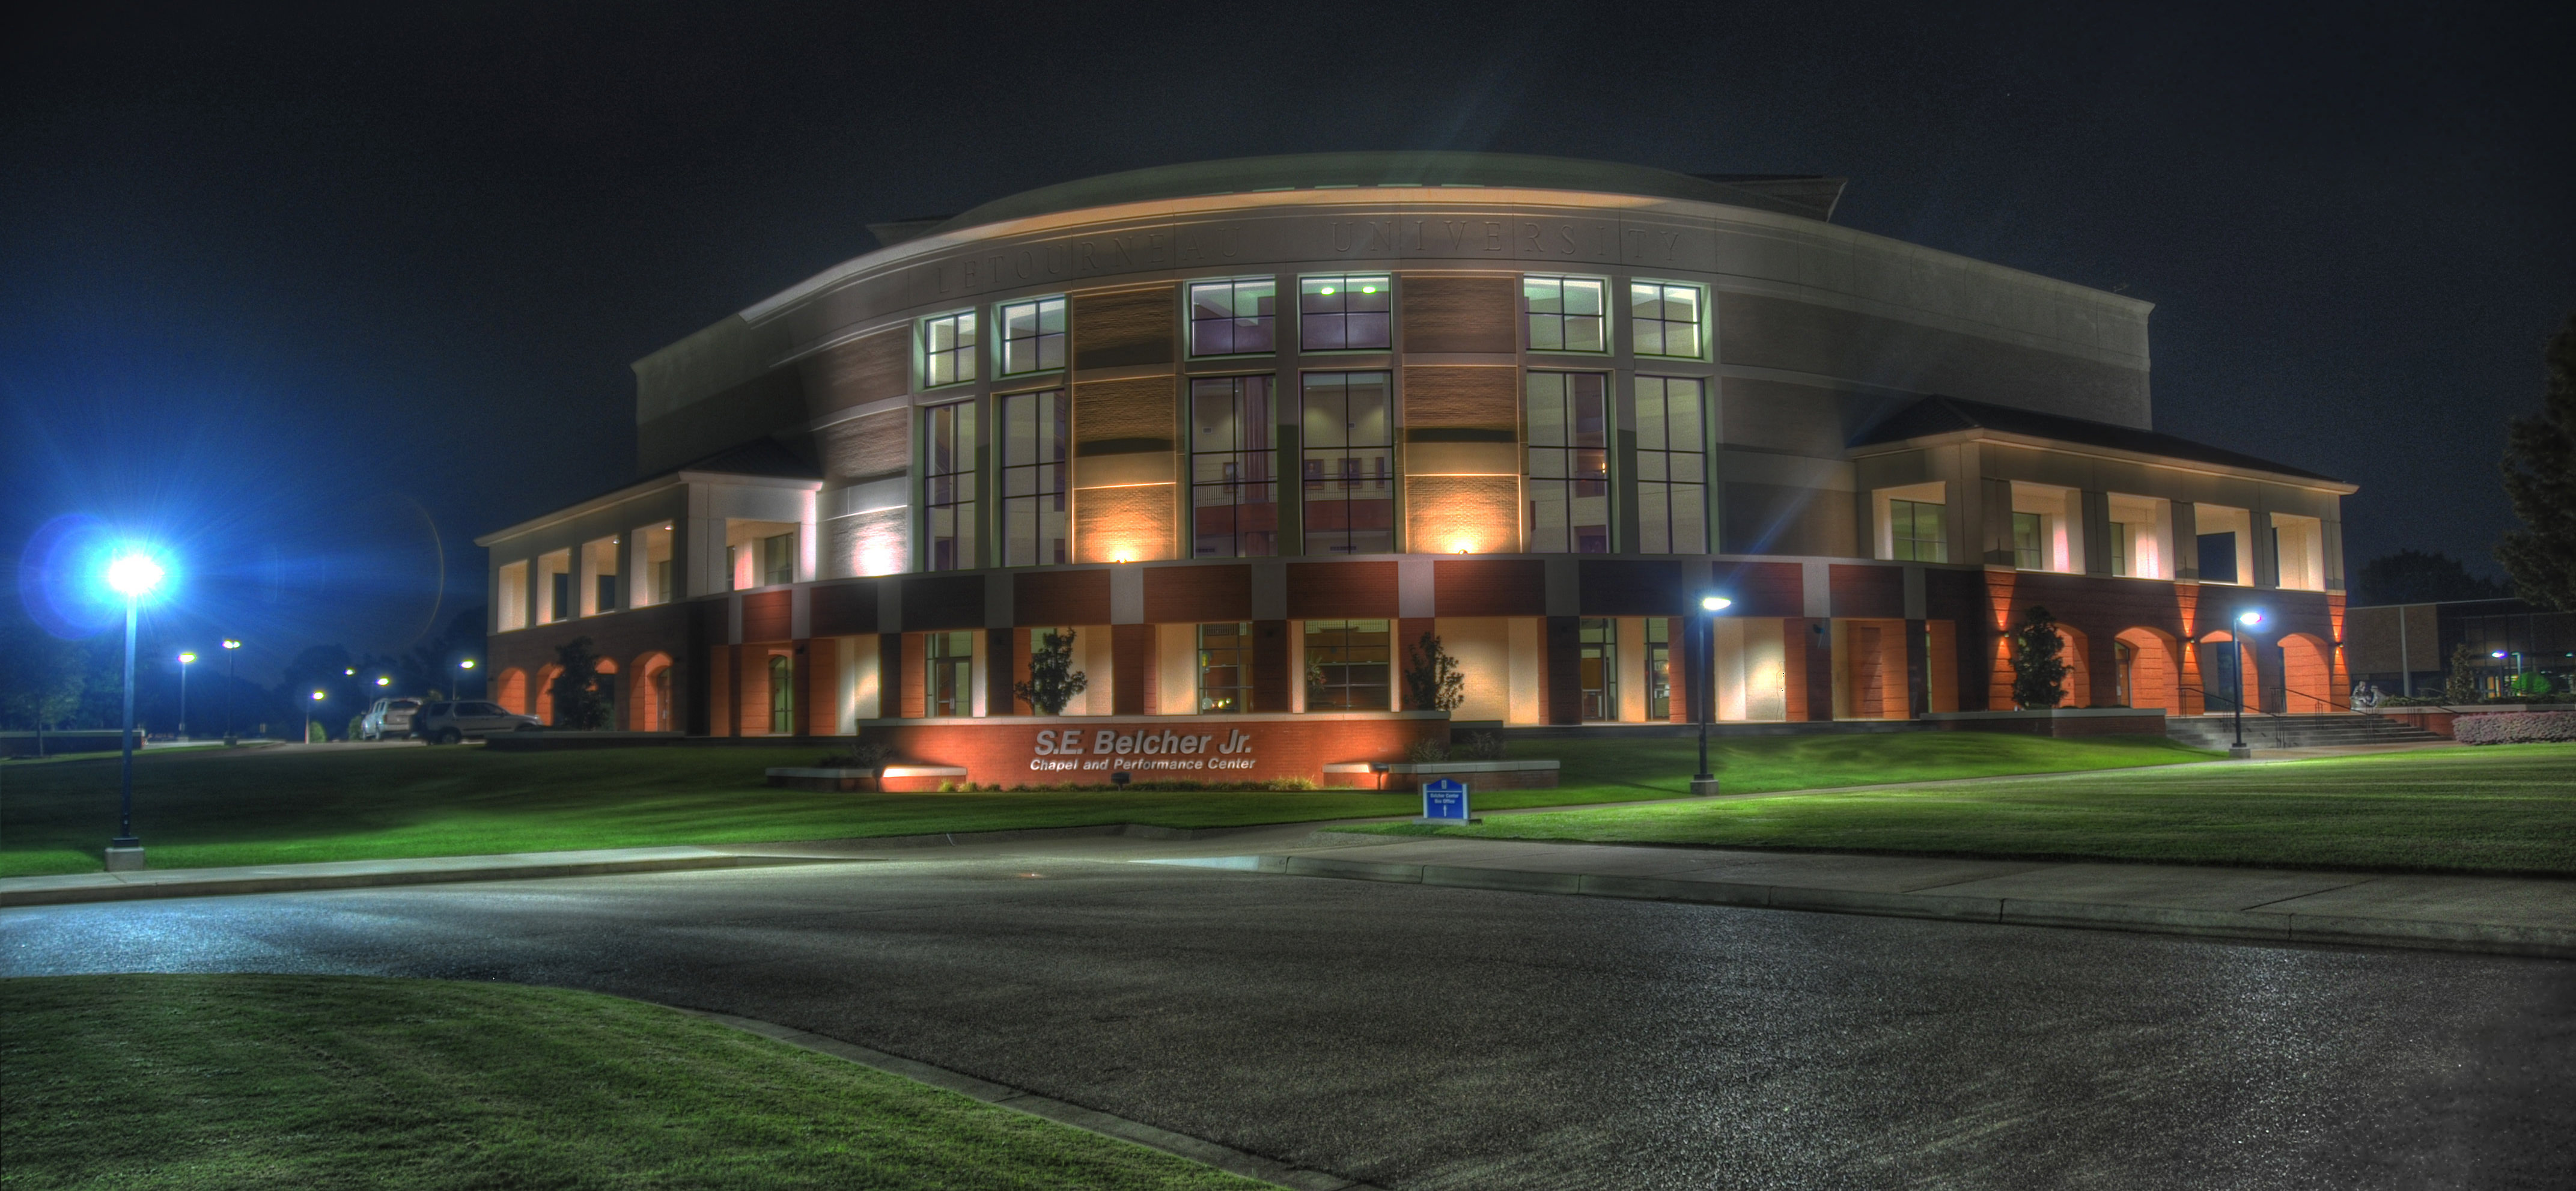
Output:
top-left (2345, 598), bottom-right (2575, 699)
top-left (475, 152), bottom-right (2356, 738)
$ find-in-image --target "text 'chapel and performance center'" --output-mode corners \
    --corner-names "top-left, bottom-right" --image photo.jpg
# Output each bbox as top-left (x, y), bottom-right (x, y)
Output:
top-left (473, 152), bottom-right (2354, 784)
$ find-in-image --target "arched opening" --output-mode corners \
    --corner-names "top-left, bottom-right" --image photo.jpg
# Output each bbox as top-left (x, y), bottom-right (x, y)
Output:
top-left (631, 652), bottom-right (675, 731)
top-left (534, 663), bottom-right (563, 724)
top-left (494, 668), bottom-right (528, 715)
top-left (2280, 633), bottom-right (2337, 714)
top-left (2193, 630), bottom-right (2261, 716)
top-left (2112, 627), bottom-right (2182, 712)
top-left (591, 657), bottom-right (620, 732)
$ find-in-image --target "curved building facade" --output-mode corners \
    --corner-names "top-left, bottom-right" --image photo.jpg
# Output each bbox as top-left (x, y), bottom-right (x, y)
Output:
top-left (477, 153), bottom-right (2355, 745)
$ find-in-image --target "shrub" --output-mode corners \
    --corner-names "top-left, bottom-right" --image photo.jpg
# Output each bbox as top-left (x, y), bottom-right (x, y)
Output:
top-left (1404, 738), bottom-right (1449, 763)
top-left (2011, 606), bottom-right (2069, 710)
top-left (1457, 730), bottom-right (1508, 761)
top-left (2452, 711), bottom-right (2576, 745)
top-left (1402, 632), bottom-right (1466, 713)
top-left (817, 739), bottom-right (893, 772)
top-left (1013, 629), bottom-right (1089, 715)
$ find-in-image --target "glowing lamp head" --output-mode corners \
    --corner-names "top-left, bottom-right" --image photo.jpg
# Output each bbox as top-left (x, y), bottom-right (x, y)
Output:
top-left (105, 552), bottom-right (165, 599)
top-left (2236, 610), bottom-right (2263, 629)
top-left (222, 639), bottom-right (241, 650)
top-left (1112, 552), bottom-right (1132, 564)
top-left (311, 690), bottom-right (326, 701)
top-left (375, 676), bottom-right (389, 686)
top-left (178, 652), bottom-right (196, 665)
top-left (2493, 650), bottom-right (2509, 659)
top-left (1449, 540), bottom-right (1475, 555)
top-left (460, 659), bottom-right (475, 670)
top-left (1318, 285), bottom-right (1335, 295)
top-left (1359, 284), bottom-right (1377, 294)
top-left (343, 668), bottom-right (355, 676)
top-left (1700, 595), bottom-right (1732, 614)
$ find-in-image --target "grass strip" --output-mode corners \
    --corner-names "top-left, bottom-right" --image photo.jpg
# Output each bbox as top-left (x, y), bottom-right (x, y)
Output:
top-left (0, 973), bottom-right (1263, 1190)
top-left (1349, 744), bottom-right (2576, 874)
top-left (0, 733), bottom-right (2212, 877)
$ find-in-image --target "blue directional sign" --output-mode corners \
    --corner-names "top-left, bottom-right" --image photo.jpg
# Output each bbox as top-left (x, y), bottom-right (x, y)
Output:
top-left (1420, 778), bottom-right (1470, 823)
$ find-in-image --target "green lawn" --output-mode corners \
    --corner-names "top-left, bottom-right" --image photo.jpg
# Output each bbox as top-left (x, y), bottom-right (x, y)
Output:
top-left (1352, 744), bottom-right (2576, 875)
top-left (0, 973), bottom-right (1261, 1190)
top-left (0, 733), bottom-right (2211, 877)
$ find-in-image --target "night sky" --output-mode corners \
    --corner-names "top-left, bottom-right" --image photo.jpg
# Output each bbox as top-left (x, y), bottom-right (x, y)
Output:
top-left (5, 2), bottom-right (2570, 681)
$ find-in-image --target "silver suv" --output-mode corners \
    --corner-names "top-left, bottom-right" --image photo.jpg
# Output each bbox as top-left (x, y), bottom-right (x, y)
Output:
top-left (359, 698), bottom-right (422, 742)
top-left (412, 701), bottom-right (542, 745)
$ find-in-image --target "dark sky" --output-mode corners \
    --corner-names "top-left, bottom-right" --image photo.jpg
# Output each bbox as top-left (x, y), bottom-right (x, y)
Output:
top-left (5, 1), bottom-right (2570, 682)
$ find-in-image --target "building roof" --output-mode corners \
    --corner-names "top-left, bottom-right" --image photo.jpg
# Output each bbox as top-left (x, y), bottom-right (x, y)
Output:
top-left (1851, 395), bottom-right (2345, 485)
top-left (672, 436), bottom-right (823, 480)
top-left (895, 153), bottom-right (1846, 243)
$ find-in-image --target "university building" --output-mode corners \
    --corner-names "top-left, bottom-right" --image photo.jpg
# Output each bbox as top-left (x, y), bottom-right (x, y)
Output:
top-left (475, 153), bottom-right (2356, 755)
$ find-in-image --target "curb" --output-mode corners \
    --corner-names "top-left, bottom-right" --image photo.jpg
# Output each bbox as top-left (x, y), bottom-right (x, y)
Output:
top-left (0, 854), bottom-right (845, 909)
top-left (1255, 854), bottom-right (2576, 960)
top-left (684, 1009), bottom-right (1384, 1191)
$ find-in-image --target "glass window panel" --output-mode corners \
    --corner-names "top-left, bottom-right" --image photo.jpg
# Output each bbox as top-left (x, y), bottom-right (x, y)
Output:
top-left (923, 311), bottom-right (977, 387)
top-left (999, 296), bottom-right (1067, 376)
top-left (923, 401), bottom-right (978, 570)
top-left (1190, 376), bottom-right (1277, 558)
top-left (1189, 279), bottom-right (1276, 356)
top-left (1000, 390), bottom-right (1068, 566)
top-left (1303, 620), bottom-right (1391, 711)
top-left (1300, 373), bottom-right (1395, 555)
top-left (1630, 376), bottom-right (1707, 555)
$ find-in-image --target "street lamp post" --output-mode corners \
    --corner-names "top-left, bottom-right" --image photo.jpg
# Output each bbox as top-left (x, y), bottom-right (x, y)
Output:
top-left (1692, 594), bottom-right (1732, 796)
top-left (177, 652), bottom-right (196, 740)
top-left (104, 550), bottom-right (165, 871)
top-left (221, 640), bottom-right (241, 743)
top-left (2229, 609), bottom-right (2264, 760)
top-left (307, 690), bottom-right (326, 744)
top-left (457, 657), bottom-right (477, 700)
top-left (2491, 650), bottom-right (2526, 697)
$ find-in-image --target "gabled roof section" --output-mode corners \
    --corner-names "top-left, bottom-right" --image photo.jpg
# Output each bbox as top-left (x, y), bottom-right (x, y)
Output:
top-left (1852, 395), bottom-right (2346, 486)
top-left (673, 437), bottom-right (823, 480)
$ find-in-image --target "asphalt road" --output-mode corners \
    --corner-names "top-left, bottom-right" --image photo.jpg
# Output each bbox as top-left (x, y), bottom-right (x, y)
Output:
top-left (4, 859), bottom-right (2570, 1189)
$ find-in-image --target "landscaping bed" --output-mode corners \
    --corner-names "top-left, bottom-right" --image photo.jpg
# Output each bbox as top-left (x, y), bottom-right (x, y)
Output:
top-left (0, 973), bottom-right (1259, 1190)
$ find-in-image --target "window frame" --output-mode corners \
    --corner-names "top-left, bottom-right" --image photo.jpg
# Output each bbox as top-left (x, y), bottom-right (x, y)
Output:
top-left (919, 309), bottom-right (979, 389)
top-left (921, 399), bottom-right (979, 572)
top-left (1298, 371), bottom-right (1398, 556)
top-left (1631, 375), bottom-right (1708, 555)
top-left (1888, 498), bottom-right (1949, 564)
top-left (1186, 276), bottom-right (1280, 358)
top-left (1196, 622), bottom-right (1255, 713)
top-left (997, 388), bottom-right (1070, 567)
top-left (1296, 273), bottom-right (1393, 352)
top-left (1523, 370), bottom-right (1614, 555)
top-left (1628, 279), bottom-right (1708, 361)
top-left (1303, 619), bottom-right (1392, 711)
top-left (1523, 274), bottom-right (1610, 355)
top-left (996, 296), bottom-right (1067, 378)
top-left (1189, 374), bottom-right (1280, 559)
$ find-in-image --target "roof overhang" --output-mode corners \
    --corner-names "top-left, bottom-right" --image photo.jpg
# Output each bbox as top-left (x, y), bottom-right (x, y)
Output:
top-left (1850, 427), bottom-right (2358, 495)
top-left (473, 471), bottom-right (825, 547)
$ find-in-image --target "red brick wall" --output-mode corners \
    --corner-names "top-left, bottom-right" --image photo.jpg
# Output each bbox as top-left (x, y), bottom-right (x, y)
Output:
top-left (1544, 615), bottom-right (1580, 725)
top-left (853, 713), bottom-right (1448, 787)
top-left (811, 582), bottom-right (878, 636)
top-left (1017, 569), bottom-right (1110, 626)
top-left (742, 591), bottom-right (792, 643)
top-left (1829, 565), bottom-right (1904, 620)
top-left (1289, 561), bottom-right (1398, 619)
top-left (1146, 564), bottom-right (1251, 623)
top-left (1112, 623), bottom-right (1154, 715)
top-left (1434, 559), bottom-right (1544, 616)
top-left (1577, 559), bottom-right (1687, 616)
top-left (1711, 561), bottom-right (1804, 618)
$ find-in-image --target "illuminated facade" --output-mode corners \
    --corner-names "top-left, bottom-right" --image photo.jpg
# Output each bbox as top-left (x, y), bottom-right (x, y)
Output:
top-left (476, 153), bottom-right (2357, 738)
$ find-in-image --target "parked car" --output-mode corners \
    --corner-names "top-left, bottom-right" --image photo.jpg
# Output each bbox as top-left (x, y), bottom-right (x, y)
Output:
top-left (412, 701), bottom-right (542, 745)
top-left (358, 698), bottom-right (423, 742)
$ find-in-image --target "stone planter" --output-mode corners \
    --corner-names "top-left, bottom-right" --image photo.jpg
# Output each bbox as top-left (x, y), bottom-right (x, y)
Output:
top-left (1321, 758), bottom-right (1561, 791)
top-left (2370, 704), bottom-right (2576, 740)
top-left (764, 764), bottom-right (967, 793)
top-left (1924, 708), bottom-right (2169, 737)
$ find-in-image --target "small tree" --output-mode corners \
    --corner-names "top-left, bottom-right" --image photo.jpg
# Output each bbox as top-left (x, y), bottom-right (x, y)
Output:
top-left (549, 637), bottom-right (612, 730)
top-left (2498, 314), bottom-right (2576, 611)
top-left (1012, 629), bottom-right (1089, 714)
top-left (2009, 606), bottom-right (2070, 710)
top-left (2443, 642), bottom-right (2483, 704)
top-left (1403, 630), bottom-right (1466, 712)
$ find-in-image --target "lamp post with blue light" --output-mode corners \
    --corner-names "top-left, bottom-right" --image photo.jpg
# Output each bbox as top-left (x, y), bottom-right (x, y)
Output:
top-left (2229, 609), bottom-right (2263, 760)
top-left (457, 657), bottom-right (477, 699)
top-left (220, 639), bottom-right (242, 743)
top-left (177, 651), bottom-right (196, 740)
top-left (103, 550), bottom-right (165, 871)
top-left (1692, 594), bottom-right (1733, 796)
top-left (306, 690), bottom-right (326, 744)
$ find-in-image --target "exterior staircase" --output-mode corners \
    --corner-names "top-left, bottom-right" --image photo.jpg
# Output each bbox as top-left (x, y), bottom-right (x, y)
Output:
top-left (2164, 713), bottom-right (2446, 750)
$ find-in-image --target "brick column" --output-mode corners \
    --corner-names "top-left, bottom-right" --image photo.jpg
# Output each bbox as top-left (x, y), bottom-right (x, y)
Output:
top-left (1112, 623), bottom-right (1154, 716)
top-left (1543, 615), bottom-right (1581, 725)
top-left (1252, 620), bottom-right (1291, 711)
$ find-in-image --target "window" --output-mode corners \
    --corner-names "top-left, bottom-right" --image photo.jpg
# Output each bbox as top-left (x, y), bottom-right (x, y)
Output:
top-left (1299, 274), bottom-right (1390, 350)
top-left (635, 523), bottom-right (674, 606)
top-left (1000, 389), bottom-right (1069, 566)
top-left (1190, 376), bottom-right (1279, 558)
top-left (922, 311), bottom-right (977, 388)
top-left (2197, 532), bottom-right (2240, 584)
top-left (1634, 377), bottom-right (1707, 553)
top-left (1580, 618), bottom-right (1617, 720)
top-left (997, 296), bottom-right (1066, 376)
top-left (1524, 275), bottom-right (1606, 352)
top-left (768, 654), bottom-right (793, 734)
top-left (1197, 623), bottom-right (1253, 713)
top-left (496, 560), bottom-right (529, 630)
top-left (1525, 372), bottom-right (1611, 553)
top-left (1189, 278), bottom-right (1276, 356)
top-left (1646, 618), bottom-right (1672, 720)
top-left (923, 401), bottom-right (977, 571)
top-left (1303, 620), bottom-right (1389, 711)
top-left (1630, 282), bottom-right (1704, 358)
top-left (761, 532), bottom-right (794, 587)
top-left (2112, 522), bottom-right (2137, 577)
top-left (1890, 499), bottom-right (1948, 563)
top-left (2012, 512), bottom-right (2045, 571)
top-left (1300, 372), bottom-right (1395, 554)
top-left (926, 631), bottom-right (973, 717)
top-left (539, 549), bottom-right (571, 621)
top-left (580, 537), bottom-right (620, 615)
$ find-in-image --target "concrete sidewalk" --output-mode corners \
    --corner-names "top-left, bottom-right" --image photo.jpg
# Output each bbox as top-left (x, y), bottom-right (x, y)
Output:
top-left (1162, 832), bottom-right (2576, 959)
top-left (0, 846), bottom-right (851, 907)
